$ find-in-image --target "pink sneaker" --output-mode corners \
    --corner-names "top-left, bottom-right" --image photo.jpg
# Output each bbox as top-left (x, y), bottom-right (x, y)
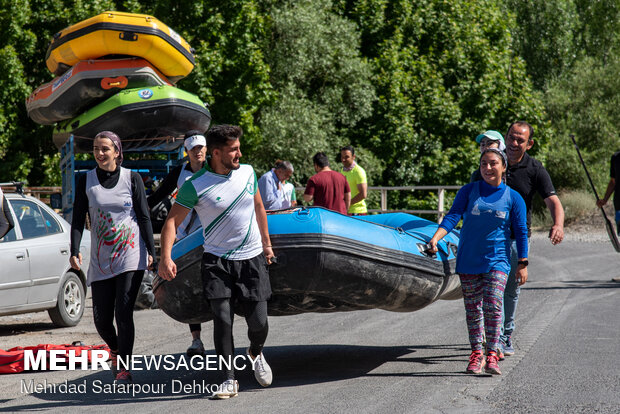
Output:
top-left (485, 351), bottom-right (501, 375)
top-left (115, 369), bottom-right (133, 384)
top-left (466, 350), bottom-right (486, 374)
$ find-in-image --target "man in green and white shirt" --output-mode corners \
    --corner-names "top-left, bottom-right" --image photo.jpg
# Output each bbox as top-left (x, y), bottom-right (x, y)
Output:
top-left (159, 125), bottom-right (274, 399)
top-left (176, 162), bottom-right (262, 259)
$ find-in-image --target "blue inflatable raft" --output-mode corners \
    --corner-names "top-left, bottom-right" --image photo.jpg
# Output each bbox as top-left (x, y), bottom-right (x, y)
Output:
top-left (153, 207), bottom-right (462, 324)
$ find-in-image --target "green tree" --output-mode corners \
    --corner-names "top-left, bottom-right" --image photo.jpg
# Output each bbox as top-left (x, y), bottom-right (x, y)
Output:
top-left (574, 0), bottom-right (620, 63)
top-left (152, 0), bottom-right (273, 154)
top-left (500, 0), bottom-right (620, 192)
top-left (337, 0), bottom-right (548, 196)
top-left (0, 0), bottom-right (119, 183)
top-left (544, 56), bottom-right (620, 191)
top-left (256, 0), bottom-right (378, 184)
top-left (503, 0), bottom-right (578, 90)
top-left (0, 0), bottom-right (550, 202)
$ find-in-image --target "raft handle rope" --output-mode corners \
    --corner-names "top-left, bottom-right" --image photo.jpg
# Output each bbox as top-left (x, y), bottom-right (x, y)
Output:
top-left (298, 206), bottom-right (456, 257)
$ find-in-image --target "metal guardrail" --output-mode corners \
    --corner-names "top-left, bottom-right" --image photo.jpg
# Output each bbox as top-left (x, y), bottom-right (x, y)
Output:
top-left (0, 183), bottom-right (61, 205)
top-left (6, 185), bottom-right (463, 220)
top-left (295, 185), bottom-right (463, 221)
top-left (368, 185), bottom-right (462, 220)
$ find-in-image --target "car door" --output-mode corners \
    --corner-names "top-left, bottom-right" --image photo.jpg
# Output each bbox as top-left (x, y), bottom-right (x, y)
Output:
top-left (9, 199), bottom-right (69, 305)
top-left (0, 201), bottom-right (31, 309)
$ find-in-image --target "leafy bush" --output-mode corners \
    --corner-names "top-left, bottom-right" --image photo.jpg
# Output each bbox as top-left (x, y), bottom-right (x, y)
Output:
top-left (531, 189), bottom-right (596, 228)
top-left (544, 56), bottom-right (620, 192)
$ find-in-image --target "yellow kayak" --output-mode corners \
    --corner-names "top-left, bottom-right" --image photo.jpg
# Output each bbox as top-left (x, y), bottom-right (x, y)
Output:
top-left (45, 11), bottom-right (195, 82)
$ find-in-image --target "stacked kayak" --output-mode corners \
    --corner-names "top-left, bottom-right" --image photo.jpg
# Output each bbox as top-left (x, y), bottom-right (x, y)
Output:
top-left (27, 58), bottom-right (172, 125)
top-left (45, 11), bottom-right (195, 81)
top-left (52, 85), bottom-right (211, 152)
top-left (153, 208), bottom-right (462, 324)
top-left (27, 11), bottom-right (210, 152)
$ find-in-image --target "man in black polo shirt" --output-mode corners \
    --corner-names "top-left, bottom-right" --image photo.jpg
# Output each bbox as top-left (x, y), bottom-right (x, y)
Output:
top-left (499, 121), bottom-right (565, 356)
top-left (596, 150), bottom-right (620, 234)
top-left (596, 150), bottom-right (620, 282)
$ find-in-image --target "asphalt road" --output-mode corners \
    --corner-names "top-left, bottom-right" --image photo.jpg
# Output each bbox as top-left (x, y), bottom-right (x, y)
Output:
top-left (1, 232), bottom-right (619, 413)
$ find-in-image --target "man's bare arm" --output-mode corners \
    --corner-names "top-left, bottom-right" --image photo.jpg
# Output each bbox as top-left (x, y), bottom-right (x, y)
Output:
top-left (254, 190), bottom-right (274, 264)
top-left (350, 182), bottom-right (368, 205)
top-left (544, 195), bottom-right (564, 245)
top-left (158, 203), bottom-right (190, 280)
top-left (596, 178), bottom-right (615, 207)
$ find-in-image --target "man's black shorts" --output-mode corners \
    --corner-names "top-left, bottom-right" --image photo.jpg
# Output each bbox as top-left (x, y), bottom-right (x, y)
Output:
top-left (201, 252), bottom-right (272, 301)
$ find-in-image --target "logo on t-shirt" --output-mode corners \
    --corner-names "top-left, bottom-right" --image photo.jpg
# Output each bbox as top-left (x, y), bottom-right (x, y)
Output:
top-left (471, 203), bottom-right (481, 216)
top-left (246, 176), bottom-right (256, 195)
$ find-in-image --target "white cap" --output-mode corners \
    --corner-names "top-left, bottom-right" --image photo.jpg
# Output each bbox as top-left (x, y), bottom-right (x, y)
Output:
top-left (184, 134), bottom-right (206, 150)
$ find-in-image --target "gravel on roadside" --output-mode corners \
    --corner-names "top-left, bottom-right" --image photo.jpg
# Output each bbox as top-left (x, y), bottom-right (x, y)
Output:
top-left (532, 205), bottom-right (616, 244)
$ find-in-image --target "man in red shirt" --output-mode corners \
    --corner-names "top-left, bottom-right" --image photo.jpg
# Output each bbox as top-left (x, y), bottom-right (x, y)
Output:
top-left (303, 152), bottom-right (351, 214)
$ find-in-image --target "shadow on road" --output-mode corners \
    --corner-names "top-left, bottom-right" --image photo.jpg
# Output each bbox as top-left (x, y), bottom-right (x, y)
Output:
top-left (0, 322), bottom-right (57, 338)
top-left (522, 280), bottom-right (620, 291)
top-left (267, 343), bottom-right (472, 386)
top-left (1, 343), bottom-right (472, 411)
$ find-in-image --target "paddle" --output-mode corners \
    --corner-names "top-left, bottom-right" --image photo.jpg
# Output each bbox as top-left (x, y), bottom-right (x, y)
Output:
top-left (570, 135), bottom-right (620, 252)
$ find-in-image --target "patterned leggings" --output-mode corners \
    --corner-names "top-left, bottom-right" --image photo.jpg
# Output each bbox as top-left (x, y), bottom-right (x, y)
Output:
top-left (459, 271), bottom-right (508, 353)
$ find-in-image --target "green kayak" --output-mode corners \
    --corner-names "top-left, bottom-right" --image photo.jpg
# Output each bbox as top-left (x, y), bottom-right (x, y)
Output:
top-left (53, 85), bottom-right (211, 152)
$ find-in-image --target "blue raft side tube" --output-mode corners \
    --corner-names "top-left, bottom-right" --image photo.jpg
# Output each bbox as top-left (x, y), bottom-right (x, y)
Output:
top-left (361, 212), bottom-right (460, 257)
top-left (171, 207), bottom-right (458, 263)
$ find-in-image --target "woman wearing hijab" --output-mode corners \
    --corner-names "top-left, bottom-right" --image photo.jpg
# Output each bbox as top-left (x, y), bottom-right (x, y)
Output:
top-left (70, 131), bottom-right (156, 385)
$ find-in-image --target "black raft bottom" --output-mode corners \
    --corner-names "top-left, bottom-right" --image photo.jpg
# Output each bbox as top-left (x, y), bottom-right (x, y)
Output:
top-left (153, 233), bottom-right (459, 324)
top-left (53, 98), bottom-right (211, 152)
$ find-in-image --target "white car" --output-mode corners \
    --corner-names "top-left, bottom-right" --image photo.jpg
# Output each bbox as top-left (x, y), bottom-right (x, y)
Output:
top-left (0, 191), bottom-right (90, 327)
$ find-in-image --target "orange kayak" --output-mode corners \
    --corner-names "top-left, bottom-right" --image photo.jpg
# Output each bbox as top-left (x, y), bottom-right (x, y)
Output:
top-left (26, 58), bottom-right (171, 125)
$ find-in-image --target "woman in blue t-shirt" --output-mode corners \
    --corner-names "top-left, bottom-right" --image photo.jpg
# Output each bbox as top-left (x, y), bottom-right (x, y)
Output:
top-left (428, 148), bottom-right (528, 376)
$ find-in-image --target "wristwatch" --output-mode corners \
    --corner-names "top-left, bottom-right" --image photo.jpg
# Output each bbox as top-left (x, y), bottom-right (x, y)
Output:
top-left (517, 260), bottom-right (529, 267)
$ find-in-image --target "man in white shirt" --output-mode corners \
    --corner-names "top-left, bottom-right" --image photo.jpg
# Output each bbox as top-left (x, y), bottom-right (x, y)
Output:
top-left (159, 125), bottom-right (274, 399)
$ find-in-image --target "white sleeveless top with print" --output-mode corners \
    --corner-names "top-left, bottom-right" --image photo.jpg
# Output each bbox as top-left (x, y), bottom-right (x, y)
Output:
top-left (86, 167), bottom-right (147, 285)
